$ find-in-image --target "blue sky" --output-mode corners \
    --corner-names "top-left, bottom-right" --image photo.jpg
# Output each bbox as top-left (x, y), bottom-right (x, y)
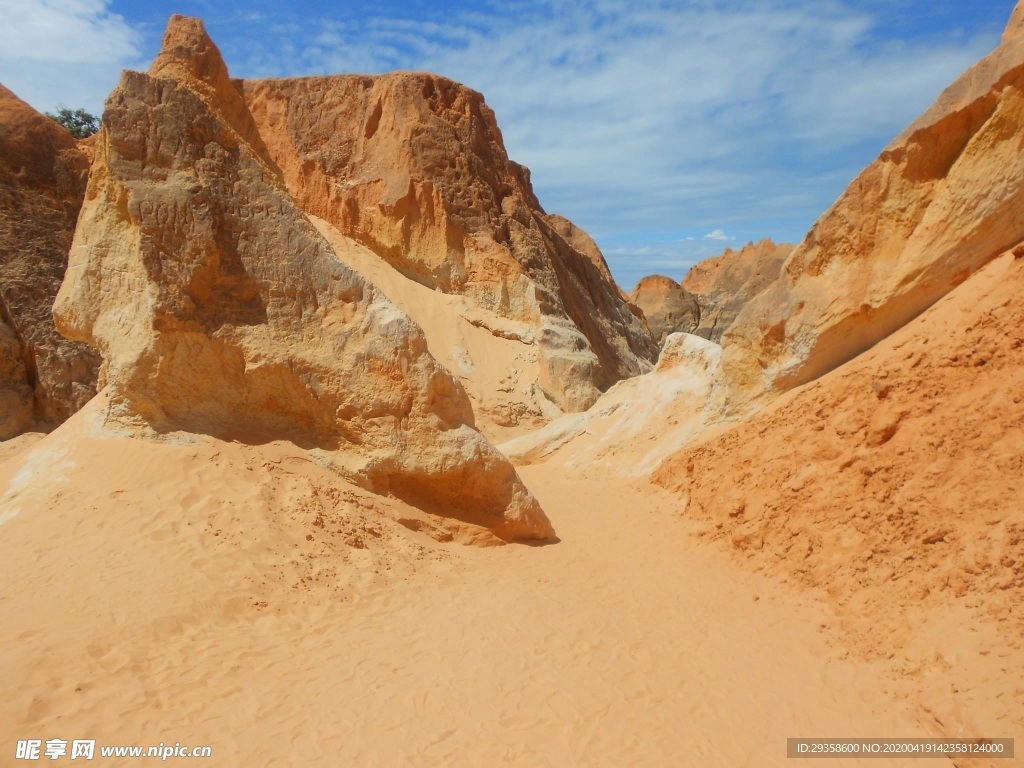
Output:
top-left (0, 1), bottom-right (1015, 289)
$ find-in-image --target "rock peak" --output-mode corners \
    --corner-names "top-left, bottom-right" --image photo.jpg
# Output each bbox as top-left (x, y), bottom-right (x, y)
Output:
top-left (149, 15), bottom-right (278, 177)
top-left (635, 274), bottom-right (680, 290)
top-left (1004, 1), bottom-right (1024, 44)
top-left (150, 15), bottom-right (228, 90)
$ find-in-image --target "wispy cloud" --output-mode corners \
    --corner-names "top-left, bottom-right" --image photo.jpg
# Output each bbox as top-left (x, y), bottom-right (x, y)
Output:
top-left (704, 229), bottom-right (734, 242)
top-left (0, 0), bottom-right (144, 114)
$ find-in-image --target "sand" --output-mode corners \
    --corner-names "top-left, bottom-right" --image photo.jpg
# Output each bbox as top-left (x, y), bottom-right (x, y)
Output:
top-left (0, 403), bottom-right (965, 767)
top-left (311, 214), bottom-right (559, 442)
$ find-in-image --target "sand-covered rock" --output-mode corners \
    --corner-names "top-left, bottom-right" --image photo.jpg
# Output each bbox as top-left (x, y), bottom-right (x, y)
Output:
top-left (628, 275), bottom-right (700, 345)
top-left (502, 332), bottom-right (724, 476)
top-left (723, 24), bottom-right (1024, 399)
top-left (241, 73), bottom-right (657, 413)
top-left (681, 239), bottom-right (793, 343)
top-left (0, 84), bottom-right (100, 438)
top-left (53, 16), bottom-right (552, 541)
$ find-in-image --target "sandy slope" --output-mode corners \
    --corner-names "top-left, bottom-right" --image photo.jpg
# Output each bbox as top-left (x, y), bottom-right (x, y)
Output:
top-left (0, 409), bottom-right (954, 767)
top-left (311, 215), bottom-right (559, 441)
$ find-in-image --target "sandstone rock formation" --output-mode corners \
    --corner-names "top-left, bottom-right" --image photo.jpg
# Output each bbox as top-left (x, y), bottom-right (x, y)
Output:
top-left (681, 239), bottom-right (793, 343)
top-left (628, 275), bottom-right (700, 345)
top-left (722, 21), bottom-right (1024, 400)
top-left (240, 74), bottom-right (657, 413)
top-left (1004, 0), bottom-right (1024, 44)
top-left (0, 84), bottom-right (100, 438)
top-left (543, 213), bottom-right (617, 286)
top-left (53, 16), bottom-right (553, 541)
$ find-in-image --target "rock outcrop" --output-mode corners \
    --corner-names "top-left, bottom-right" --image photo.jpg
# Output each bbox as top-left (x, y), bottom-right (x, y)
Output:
top-left (241, 74), bottom-right (657, 413)
top-left (53, 16), bottom-right (553, 541)
top-left (0, 84), bottom-right (100, 438)
top-left (722, 22), bottom-right (1024, 400)
top-left (628, 275), bottom-right (700, 345)
top-left (681, 239), bottom-right (793, 343)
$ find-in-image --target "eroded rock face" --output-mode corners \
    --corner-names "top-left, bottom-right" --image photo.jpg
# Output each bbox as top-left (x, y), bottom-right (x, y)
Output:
top-left (722, 24), bottom-right (1024, 400)
top-left (241, 74), bottom-right (657, 412)
top-left (628, 275), bottom-right (700, 346)
top-left (53, 16), bottom-right (552, 541)
top-left (0, 84), bottom-right (100, 438)
top-left (681, 239), bottom-right (792, 344)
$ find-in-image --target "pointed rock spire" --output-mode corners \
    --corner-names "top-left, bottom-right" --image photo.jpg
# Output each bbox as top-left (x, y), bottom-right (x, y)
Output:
top-left (1004, 1), bottom-right (1024, 44)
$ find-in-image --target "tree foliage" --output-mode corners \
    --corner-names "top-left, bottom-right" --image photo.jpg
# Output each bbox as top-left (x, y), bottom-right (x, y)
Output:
top-left (44, 106), bottom-right (100, 139)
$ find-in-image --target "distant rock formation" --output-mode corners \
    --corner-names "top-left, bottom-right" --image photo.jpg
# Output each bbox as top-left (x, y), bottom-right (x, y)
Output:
top-left (241, 73), bottom-right (657, 413)
top-left (628, 275), bottom-right (700, 345)
top-left (0, 84), bottom-right (100, 438)
top-left (723, 19), bottom-right (1024, 400)
top-left (681, 239), bottom-right (793, 343)
top-left (53, 16), bottom-right (553, 541)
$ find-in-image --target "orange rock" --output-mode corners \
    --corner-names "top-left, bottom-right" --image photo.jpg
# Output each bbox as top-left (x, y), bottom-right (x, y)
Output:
top-left (241, 72), bottom-right (657, 413)
top-left (53, 16), bottom-right (552, 541)
top-left (628, 275), bottom-right (700, 345)
top-left (681, 239), bottom-right (793, 343)
top-left (656, 249), bottom-right (1024, 644)
top-left (0, 83), bottom-right (99, 438)
top-left (722, 21), bottom-right (1024, 400)
top-left (1004, 0), bottom-right (1024, 44)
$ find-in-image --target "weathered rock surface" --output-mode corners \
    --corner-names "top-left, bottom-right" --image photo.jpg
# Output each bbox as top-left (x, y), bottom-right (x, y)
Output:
top-left (681, 239), bottom-right (793, 344)
top-left (241, 74), bottom-right (657, 413)
top-left (722, 23), bottom-right (1024, 400)
top-left (0, 84), bottom-right (100, 438)
top-left (543, 213), bottom-right (617, 286)
top-left (628, 275), bottom-right (700, 345)
top-left (53, 16), bottom-right (552, 541)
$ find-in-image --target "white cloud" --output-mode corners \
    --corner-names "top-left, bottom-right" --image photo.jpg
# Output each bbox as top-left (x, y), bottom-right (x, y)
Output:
top-left (704, 229), bottom-right (733, 242)
top-left (0, 0), bottom-right (143, 114)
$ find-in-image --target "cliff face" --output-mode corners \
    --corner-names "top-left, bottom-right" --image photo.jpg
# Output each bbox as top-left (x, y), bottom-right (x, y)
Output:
top-left (681, 239), bottom-right (793, 344)
top-left (52, 16), bottom-right (552, 541)
top-left (722, 26), bottom-right (1024, 400)
top-left (628, 275), bottom-right (700, 345)
top-left (0, 84), bottom-right (100, 438)
top-left (241, 75), bottom-right (657, 413)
